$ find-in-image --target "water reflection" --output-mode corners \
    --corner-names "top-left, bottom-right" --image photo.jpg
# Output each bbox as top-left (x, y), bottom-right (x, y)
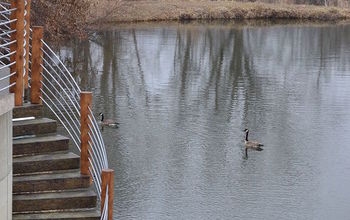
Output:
top-left (57, 22), bottom-right (350, 219)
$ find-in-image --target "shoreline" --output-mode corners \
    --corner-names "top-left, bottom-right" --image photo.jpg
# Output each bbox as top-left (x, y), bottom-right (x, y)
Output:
top-left (90, 0), bottom-right (350, 25)
top-left (89, 19), bottom-right (350, 32)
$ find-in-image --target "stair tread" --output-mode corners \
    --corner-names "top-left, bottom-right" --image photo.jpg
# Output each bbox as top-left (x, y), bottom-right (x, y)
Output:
top-left (13, 134), bottom-right (70, 157)
top-left (13, 118), bottom-right (56, 126)
top-left (13, 189), bottom-right (97, 201)
top-left (13, 118), bottom-right (57, 137)
top-left (13, 103), bottom-right (43, 118)
top-left (13, 103), bottom-right (42, 109)
top-left (13, 210), bottom-right (100, 219)
top-left (13, 134), bottom-right (69, 145)
top-left (14, 152), bottom-right (79, 163)
top-left (13, 170), bottom-right (87, 182)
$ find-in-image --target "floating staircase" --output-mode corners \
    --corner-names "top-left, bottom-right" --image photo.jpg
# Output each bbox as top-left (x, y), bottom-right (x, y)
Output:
top-left (12, 104), bottom-right (101, 220)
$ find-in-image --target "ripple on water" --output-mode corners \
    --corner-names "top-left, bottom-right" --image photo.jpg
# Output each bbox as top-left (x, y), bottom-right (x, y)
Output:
top-left (59, 22), bottom-right (350, 220)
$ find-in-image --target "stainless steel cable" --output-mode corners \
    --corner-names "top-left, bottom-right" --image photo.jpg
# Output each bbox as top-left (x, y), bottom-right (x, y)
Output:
top-left (0, 71), bottom-right (15, 81)
top-left (88, 116), bottom-right (108, 167)
top-left (23, 0), bottom-right (27, 77)
top-left (41, 56), bottom-right (81, 110)
top-left (0, 2), bottom-right (113, 217)
top-left (88, 130), bottom-right (106, 172)
top-left (41, 41), bottom-right (81, 92)
top-left (41, 72), bottom-right (81, 134)
top-left (40, 86), bottom-right (81, 148)
top-left (40, 94), bottom-right (81, 150)
top-left (0, 82), bottom-right (15, 92)
top-left (41, 63), bottom-right (81, 124)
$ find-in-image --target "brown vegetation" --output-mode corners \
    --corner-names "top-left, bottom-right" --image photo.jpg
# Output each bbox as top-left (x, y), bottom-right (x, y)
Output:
top-left (7, 0), bottom-right (120, 40)
top-left (100, 0), bottom-right (350, 23)
top-left (4, 0), bottom-right (350, 39)
top-left (30, 0), bottom-right (90, 40)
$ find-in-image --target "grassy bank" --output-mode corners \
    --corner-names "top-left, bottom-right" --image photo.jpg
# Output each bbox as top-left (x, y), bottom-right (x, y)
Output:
top-left (13, 0), bottom-right (350, 39)
top-left (90, 0), bottom-right (350, 24)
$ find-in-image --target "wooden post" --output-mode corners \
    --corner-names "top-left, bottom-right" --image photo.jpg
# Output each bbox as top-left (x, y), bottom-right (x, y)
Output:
top-left (80, 92), bottom-right (92, 179)
top-left (24, 0), bottom-right (31, 89)
top-left (101, 169), bottom-right (114, 220)
top-left (30, 26), bottom-right (43, 104)
top-left (9, 0), bottom-right (25, 106)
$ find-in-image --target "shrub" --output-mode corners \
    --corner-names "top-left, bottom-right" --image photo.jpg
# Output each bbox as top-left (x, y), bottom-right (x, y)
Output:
top-left (30, 0), bottom-right (90, 40)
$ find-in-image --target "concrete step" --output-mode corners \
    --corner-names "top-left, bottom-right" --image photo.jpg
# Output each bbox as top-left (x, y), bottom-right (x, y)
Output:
top-left (13, 134), bottom-right (69, 156)
top-left (13, 210), bottom-right (100, 220)
top-left (13, 170), bottom-right (90, 194)
top-left (13, 189), bottom-right (97, 213)
top-left (13, 118), bottom-right (57, 137)
top-left (13, 103), bottom-right (43, 118)
top-left (13, 152), bottom-right (80, 175)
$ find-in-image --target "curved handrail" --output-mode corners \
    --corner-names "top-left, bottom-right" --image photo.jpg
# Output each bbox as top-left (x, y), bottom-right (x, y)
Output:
top-left (0, 1), bottom-right (113, 219)
top-left (36, 31), bottom-right (111, 220)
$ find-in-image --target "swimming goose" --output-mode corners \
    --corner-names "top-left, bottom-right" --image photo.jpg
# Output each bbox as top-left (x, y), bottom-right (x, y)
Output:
top-left (244, 129), bottom-right (263, 156)
top-left (99, 113), bottom-right (119, 128)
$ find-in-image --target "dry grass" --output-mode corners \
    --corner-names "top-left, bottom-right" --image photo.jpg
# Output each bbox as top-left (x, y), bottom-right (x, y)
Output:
top-left (89, 0), bottom-right (350, 24)
top-left (5, 0), bottom-right (347, 39)
top-left (87, 0), bottom-right (122, 23)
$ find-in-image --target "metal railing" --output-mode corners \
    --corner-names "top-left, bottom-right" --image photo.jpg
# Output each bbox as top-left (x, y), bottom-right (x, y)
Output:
top-left (0, 1), bottom-right (114, 219)
top-left (38, 36), bottom-right (113, 220)
top-left (0, 2), bottom-right (17, 93)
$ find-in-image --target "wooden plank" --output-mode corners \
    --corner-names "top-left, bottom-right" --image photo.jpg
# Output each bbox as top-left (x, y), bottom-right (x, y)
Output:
top-left (30, 26), bottom-right (43, 104)
top-left (80, 92), bottom-right (92, 181)
top-left (101, 169), bottom-right (114, 220)
top-left (13, 0), bottom-right (25, 106)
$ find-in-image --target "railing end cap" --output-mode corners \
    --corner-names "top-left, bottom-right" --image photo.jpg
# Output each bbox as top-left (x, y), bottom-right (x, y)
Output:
top-left (102, 169), bottom-right (114, 174)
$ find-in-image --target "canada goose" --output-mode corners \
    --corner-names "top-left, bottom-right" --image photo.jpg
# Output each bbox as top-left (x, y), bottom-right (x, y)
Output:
top-left (244, 129), bottom-right (263, 157)
top-left (99, 113), bottom-right (119, 128)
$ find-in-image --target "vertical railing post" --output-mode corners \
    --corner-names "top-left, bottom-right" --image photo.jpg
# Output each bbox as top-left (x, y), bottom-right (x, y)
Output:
top-left (9, 0), bottom-right (25, 106)
top-left (80, 92), bottom-right (92, 180)
top-left (101, 169), bottom-right (114, 220)
top-left (24, 0), bottom-right (31, 90)
top-left (30, 26), bottom-right (43, 104)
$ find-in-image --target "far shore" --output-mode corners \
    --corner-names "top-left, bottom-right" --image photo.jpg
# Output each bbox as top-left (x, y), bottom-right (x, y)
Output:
top-left (90, 0), bottom-right (350, 25)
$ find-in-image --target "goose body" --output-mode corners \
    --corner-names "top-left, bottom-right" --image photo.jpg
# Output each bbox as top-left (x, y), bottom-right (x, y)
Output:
top-left (244, 129), bottom-right (263, 157)
top-left (99, 113), bottom-right (119, 128)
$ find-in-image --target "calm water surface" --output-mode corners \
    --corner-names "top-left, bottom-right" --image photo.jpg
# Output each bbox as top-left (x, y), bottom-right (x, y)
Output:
top-left (58, 21), bottom-right (350, 219)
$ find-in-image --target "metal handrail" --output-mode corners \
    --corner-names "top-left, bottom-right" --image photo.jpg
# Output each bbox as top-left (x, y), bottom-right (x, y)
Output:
top-left (38, 41), bottom-right (111, 219)
top-left (23, 0), bottom-right (27, 77)
top-left (0, 2), bottom-right (112, 218)
top-left (101, 186), bottom-right (109, 220)
top-left (0, 2), bottom-right (16, 94)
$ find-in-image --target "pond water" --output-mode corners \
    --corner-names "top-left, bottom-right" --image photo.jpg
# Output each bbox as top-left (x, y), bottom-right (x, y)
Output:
top-left (58, 21), bottom-right (350, 219)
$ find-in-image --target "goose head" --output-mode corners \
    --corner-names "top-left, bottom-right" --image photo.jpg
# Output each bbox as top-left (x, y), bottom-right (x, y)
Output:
top-left (244, 129), bottom-right (249, 141)
top-left (99, 112), bottom-right (104, 122)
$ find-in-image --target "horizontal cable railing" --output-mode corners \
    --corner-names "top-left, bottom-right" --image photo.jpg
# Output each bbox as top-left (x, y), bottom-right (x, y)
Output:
top-left (0, 1), bottom-right (114, 219)
top-left (37, 38), bottom-right (113, 220)
top-left (0, 1), bottom-right (16, 93)
top-left (101, 186), bottom-right (109, 220)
